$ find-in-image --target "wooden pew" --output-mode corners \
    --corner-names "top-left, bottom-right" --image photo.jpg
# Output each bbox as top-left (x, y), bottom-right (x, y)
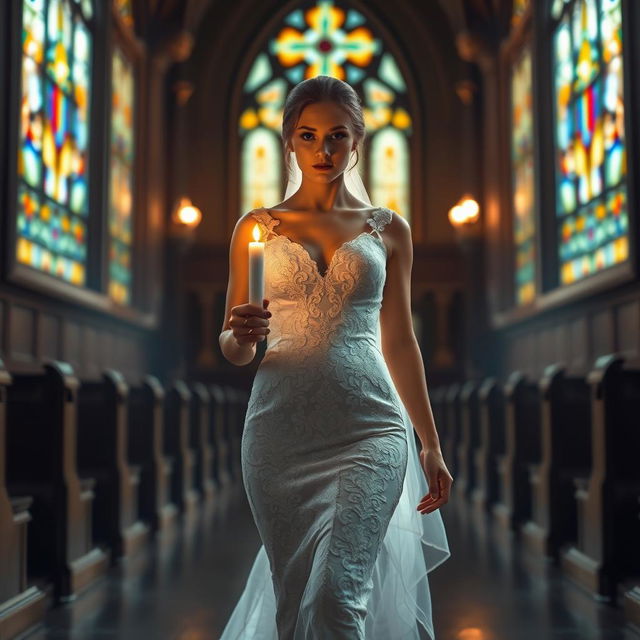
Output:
top-left (128, 376), bottom-right (178, 532)
top-left (189, 382), bottom-right (216, 502)
top-left (492, 371), bottom-right (541, 532)
top-left (521, 363), bottom-right (591, 560)
top-left (471, 377), bottom-right (505, 512)
top-left (164, 380), bottom-right (199, 515)
top-left (443, 382), bottom-right (463, 484)
top-left (5, 361), bottom-right (109, 601)
top-left (0, 360), bottom-right (47, 638)
top-left (623, 583), bottom-right (640, 634)
top-left (561, 354), bottom-right (640, 601)
top-left (209, 385), bottom-right (231, 489)
top-left (457, 380), bottom-right (480, 499)
top-left (76, 369), bottom-right (150, 563)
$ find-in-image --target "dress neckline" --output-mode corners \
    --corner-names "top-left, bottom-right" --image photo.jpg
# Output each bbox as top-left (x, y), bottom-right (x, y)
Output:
top-left (259, 207), bottom-right (387, 281)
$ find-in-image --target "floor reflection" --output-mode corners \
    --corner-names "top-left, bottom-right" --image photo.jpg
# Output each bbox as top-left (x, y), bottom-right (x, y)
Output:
top-left (23, 483), bottom-right (637, 640)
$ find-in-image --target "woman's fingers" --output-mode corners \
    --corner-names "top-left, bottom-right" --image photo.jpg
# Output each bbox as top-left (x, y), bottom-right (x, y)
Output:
top-left (418, 496), bottom-right (447, 514)
top-left (416, 491), bottom-right (436, 508)
top-left (230, 314), bottom-right (270, 327)
top-left (416, 473), bottom-right (453, 513)
top-left (229, 304), bottom-right (272, 344)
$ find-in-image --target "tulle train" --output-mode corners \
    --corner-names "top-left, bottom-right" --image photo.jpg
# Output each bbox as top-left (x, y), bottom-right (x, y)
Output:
top-left (220, 396), bottom-right (451, 640)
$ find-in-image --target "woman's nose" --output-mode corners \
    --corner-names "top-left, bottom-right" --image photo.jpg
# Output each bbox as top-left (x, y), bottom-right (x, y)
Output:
top-left (317, 138), bottom-right (332, 155)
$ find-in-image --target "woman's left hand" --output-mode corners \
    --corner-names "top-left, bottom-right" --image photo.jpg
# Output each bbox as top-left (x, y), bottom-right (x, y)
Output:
top-left (416, 448), bottom-right (454, 514)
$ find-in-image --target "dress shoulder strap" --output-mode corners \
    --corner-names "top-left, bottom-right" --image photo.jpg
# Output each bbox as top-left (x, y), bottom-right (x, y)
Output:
top-left (250, 208), bottom-right (281, 239)
top-left (366, 207), bottom-right (393, 235)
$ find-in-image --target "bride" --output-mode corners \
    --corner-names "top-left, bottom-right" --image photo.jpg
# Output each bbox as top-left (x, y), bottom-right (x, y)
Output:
top-left (218, 75), bottom-right (453, 639)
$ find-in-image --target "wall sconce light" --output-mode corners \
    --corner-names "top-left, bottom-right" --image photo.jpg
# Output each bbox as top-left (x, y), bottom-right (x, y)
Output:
top-left (448, 193), bottom-right (480, 227)
top-left (448, 193), bottom-right (481, 243)
top-left (173, 197), bottom-right (202, 227)
top-left (170, 196), bottom-right (202, 241)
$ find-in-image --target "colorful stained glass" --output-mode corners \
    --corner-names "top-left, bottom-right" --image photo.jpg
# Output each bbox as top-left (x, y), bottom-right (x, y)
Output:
top-left (113, 0), bottom-right (133, 28)
top-left (511, 47), bottom-right (536, 306)
top-left (552, 0), bottom-right (572, 20)
top-left (552, 0), bottom-right (628, 286)
top-left (239, 0), bottom-right (412, 220)
top-left (108, 48), bottom-right (135, 305)
top-left (370, 127), bottom-right (409, 217)
top-left (558, 186), bottom-right (628, 283)
top-left (572, 0), bottom-right (599, 93)
top-left (242, 128), bottom-right (282, 214)
top-left (511, 0), bottom-right (531, 28)
top-left (17, 0), bottom-right (93, 286)
top-left (601, 0), bottom-right (625, 188)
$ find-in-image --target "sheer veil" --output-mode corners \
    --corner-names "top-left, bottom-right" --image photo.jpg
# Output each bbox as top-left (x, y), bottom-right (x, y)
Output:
top-left (221, 151), bottom-right (451, 640)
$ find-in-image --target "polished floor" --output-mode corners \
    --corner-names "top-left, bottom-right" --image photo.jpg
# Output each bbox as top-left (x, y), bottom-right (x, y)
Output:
top-left (21, 482), bottom-right (639, 640)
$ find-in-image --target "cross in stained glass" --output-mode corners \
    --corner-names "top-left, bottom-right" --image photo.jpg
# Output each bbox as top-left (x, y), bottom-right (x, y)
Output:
top-left (271, 0), bottom-right (379, 81)
top-left (239, 0), bottom-right (412, 221)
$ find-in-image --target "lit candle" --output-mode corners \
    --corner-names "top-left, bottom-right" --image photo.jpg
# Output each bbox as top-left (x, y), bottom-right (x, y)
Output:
top-left (248, 223), bottom-right (264, 307)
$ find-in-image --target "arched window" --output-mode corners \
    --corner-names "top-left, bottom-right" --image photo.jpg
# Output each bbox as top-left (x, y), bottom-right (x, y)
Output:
top-left (511, 46), bottom-right (536, 305)
top-left (239, 0), bottom-right (412, 220)
top-left (369, 125), bottom-right (409, 217)
top-left (109, 0), bottom-right (138, 305)
top-left (241, 127), bottom-right (283, 214)
top-left (17, 0), bottom-right (94, 285)
top-left (551, 0), bottom-right (628, 286)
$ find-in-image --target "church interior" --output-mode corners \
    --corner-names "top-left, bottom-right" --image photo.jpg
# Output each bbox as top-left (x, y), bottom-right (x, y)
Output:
top-left (1, 0), bottom-right (639, 638)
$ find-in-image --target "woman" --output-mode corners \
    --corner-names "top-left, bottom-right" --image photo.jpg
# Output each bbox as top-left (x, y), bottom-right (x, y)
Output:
top-left (219, 75), bottom-right (453, 639)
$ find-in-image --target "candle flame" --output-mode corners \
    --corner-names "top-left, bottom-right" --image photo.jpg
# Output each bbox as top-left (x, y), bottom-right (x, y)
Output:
top-left (252, 224), bottom-right (262, 242)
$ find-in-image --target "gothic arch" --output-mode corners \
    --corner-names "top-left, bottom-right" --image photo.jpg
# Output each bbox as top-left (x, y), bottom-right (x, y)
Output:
top-left (189, 0), bottom-right (464, 244)
top-left (227, 0), bottom-right (426, 223)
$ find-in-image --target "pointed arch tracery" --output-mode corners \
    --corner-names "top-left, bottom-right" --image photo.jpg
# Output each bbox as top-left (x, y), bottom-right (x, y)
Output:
top-left (238, 0), bottom-right (412, 221)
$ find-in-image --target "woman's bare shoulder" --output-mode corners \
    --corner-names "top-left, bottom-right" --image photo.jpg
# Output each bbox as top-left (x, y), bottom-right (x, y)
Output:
top-left (232, 209), bottom-right (271, 239)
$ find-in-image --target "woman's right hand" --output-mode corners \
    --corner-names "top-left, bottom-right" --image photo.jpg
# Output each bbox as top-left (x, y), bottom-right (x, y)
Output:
top-left (229, 298), bottom-right (271, 346)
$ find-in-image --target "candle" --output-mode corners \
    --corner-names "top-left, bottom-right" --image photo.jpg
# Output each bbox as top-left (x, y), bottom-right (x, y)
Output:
top-left (248, 223), bottom-right (264, 307)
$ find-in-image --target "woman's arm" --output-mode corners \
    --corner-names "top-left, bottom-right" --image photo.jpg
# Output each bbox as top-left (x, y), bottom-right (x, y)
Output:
top-left (218, 212), bottom-right (264, 366)
top-left (379, 213), bottom-right (441, 452)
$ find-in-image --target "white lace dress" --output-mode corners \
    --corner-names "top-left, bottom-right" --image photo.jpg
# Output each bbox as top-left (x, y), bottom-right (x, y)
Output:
top-left (220, 207), bottom-right (450, 640)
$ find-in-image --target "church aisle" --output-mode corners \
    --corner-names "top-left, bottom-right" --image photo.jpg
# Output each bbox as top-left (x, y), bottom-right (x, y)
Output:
top-left (430, 494), bottom-right (636, 640)
top-left (23, 485), bottom-right (261, 640)
top-left (23, 485), bottom-right (637, 640)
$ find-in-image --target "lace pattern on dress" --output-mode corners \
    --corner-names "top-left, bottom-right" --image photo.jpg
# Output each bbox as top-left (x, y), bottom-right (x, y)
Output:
top-left (325, 439), bottom-right (407, 602)
top-left (249, 207), bottom-right (393, 359)
top-left (223, 202), bottom-right (450, 640)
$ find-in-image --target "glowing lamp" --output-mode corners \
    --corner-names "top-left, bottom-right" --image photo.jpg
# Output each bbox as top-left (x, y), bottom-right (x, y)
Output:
top-left (173, 197), bottom-right (202, 228)
top-left (448, 193), bottom-right (480, 227)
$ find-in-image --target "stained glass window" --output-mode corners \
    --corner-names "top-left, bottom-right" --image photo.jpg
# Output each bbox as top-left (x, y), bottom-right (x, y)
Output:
top-left (239, 0), bottom-right (412, 220)
top-left (113, 0), bottom-right (133, 29)
top-left (17, 0), bottom-right (93, 286)
top-left (370, 126), bottom-right (409, 217)
top-left (108, 48), bottom-right (135, 305)
top-left (241, 128), bottom-right (282, 214)
top-left (512, 0), bottom-right (531, 28)
top-left (552, 0), bottom-right (628, 286)
top-left (511, 47), bottom-right (536, 305)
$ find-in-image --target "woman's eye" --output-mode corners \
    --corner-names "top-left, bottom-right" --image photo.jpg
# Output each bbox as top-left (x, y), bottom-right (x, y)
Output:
top-left (299, 132), bottom-right (347, 140)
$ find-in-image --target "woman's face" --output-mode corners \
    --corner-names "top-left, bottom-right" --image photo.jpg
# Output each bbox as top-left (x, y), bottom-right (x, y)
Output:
top-left (289, 100), bottom-right (357, 185)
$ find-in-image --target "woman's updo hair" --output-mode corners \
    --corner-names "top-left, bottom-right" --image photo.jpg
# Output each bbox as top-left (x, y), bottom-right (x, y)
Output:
top-left (281, 75), bottom-right (366, 175)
